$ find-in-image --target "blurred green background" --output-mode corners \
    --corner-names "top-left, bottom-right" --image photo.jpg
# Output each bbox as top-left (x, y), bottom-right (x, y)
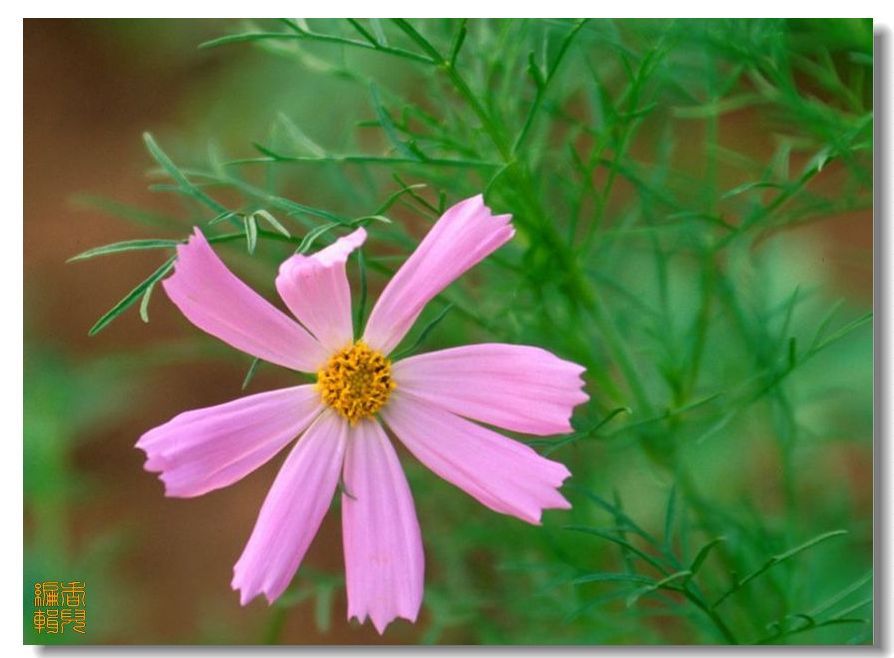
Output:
top-left (24, 18), bottom-right (872, 644)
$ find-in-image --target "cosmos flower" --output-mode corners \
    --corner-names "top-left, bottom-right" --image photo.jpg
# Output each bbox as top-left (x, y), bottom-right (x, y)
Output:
top-left (136, 194), bottom-right (589, 633)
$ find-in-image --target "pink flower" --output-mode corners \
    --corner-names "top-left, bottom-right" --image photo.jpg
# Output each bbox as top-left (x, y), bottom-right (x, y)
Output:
top-left (137, 194), bottom-right (588, 634)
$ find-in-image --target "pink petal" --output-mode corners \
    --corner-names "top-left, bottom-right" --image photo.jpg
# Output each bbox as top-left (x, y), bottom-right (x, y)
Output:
top-left (381, 391), bottom-right (571, 525)
top-left (162, 227), bottom-right (327, 372)
top-left (342, 419), bottom-right (424, 634)
top-left (363, 195), bottom-right (514, 354)
top-left (232, 410), bottom-right (348, 605)
top-left (276, 228), bottom-right (366, 352)
top-left (137, 385), bottom-right (323, 498)
top-left (393, 343), bottom-right (588, 436)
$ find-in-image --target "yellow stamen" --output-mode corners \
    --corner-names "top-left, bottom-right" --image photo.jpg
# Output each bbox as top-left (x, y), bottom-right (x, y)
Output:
top-left (316, 341), bottom-right (395, 424)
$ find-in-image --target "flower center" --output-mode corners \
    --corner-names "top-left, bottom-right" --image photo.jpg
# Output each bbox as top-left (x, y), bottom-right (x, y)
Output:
top-left (316, 341), bottom-right (395, 424)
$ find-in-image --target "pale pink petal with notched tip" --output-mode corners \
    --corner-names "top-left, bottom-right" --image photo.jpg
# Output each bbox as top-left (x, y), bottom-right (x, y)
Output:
top-left (232, 410), bottom-right (348, 605)
top-left (363, 195), bottom-right (514, 355)
top-left (137, 385), bottom-right (322, 498)
top-left (381, 391), bottom-right (571, 525)
top-left (276, 228), bottom-right (366, 352)
top-left (162, 227), bottom-right (328, 372)
top-left (342, 419), bottom-right (424, 634)
top-left (393, 343), bottom-right (588, 436)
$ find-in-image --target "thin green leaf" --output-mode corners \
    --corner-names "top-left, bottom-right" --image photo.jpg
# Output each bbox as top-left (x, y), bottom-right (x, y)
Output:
top-left (253, 209), bottom-right (291, 237)
top-left (208, 210), bottom-right (239, 226)
top-left (391, 174), bottom-right (439, 215)
top-left (242, 357), bottom-right (262, 391)
top-left (244, 214), bottom-right (258, 254)
top-left (368, 19), bottom-right (388, 46)
top-left (538, 406), bottom-right (630, 454)
top-left (297, 215), bottom-right (390, 254)
top-left (143, 132), bottom-right (227, 214)
top-left (372, 182), bottom-right (428, 216)
top-left (513, 18), bottom-right (588, 153)
top-left (807, 570), bottom-right (873, 617)
top-left (199, 31), bottom-right (304, 49)
top-left (565, 526), bottom-right (668, 575)
top-left (566, 487), bottom-right (660, 546)
top-left (296, 223), bottom-right (339, 254)
top-left (689, 537), bottom-right (726, 576)
top-left (713, 530), bottom-right (848, 608)
top-left (626, 571), bottom-right (692, 607)
top-left (572, 572), bottom-right (657, 587)
top-left (354, 248), bottom-right (368, 339)
top-left (346, 18), bottom-right (378, 47)
top-left (370, 83), bottom-right (423, 160)
top-left (88, 258), bottom-right (175, 336)
top-left (68, 239), bottom-right (180, 262)
top-left (392, 303), bottom-right (454, 359)
top-left (833, 597), bottom-right (872, 619)
top-left (448, 19), bottom-right (467, 67)
top-left (810, 312), bottom-right (872, 355)
top-left (721, 181), bottom-right (786, 199)
top-left (390, 18), bottom-right (442, 62)
top-left (527, 51), bottom-right (545, 89)
top-left (234, 145), bottom-right (497, 169)
top-left (199, 26), bottom-right (432, 64)
top-left (274, 113), bottom-right (325, 157)
top-left (138, 283), bottom-right (154, 323)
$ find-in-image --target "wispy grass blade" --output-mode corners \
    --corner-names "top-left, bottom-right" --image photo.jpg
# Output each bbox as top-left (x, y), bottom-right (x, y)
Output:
top-left (68, 239), bottom-right (181, 262)
top-left (88, 258), bottom-right (175, 336)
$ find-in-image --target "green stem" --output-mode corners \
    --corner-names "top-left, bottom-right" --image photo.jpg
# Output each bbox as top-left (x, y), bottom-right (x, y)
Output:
top-left (682, 589), bottom-right (740, 644)
top-left (390, 18), bottom-right (511, 160)
top-left (512, 19), bottom-right (588, 154)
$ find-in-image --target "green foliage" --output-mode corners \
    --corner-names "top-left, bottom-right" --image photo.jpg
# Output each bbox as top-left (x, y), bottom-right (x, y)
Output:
top-left (563, 490), bottom-right (864, 644)
top-left (66, 18), bottom-right (872, 644)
